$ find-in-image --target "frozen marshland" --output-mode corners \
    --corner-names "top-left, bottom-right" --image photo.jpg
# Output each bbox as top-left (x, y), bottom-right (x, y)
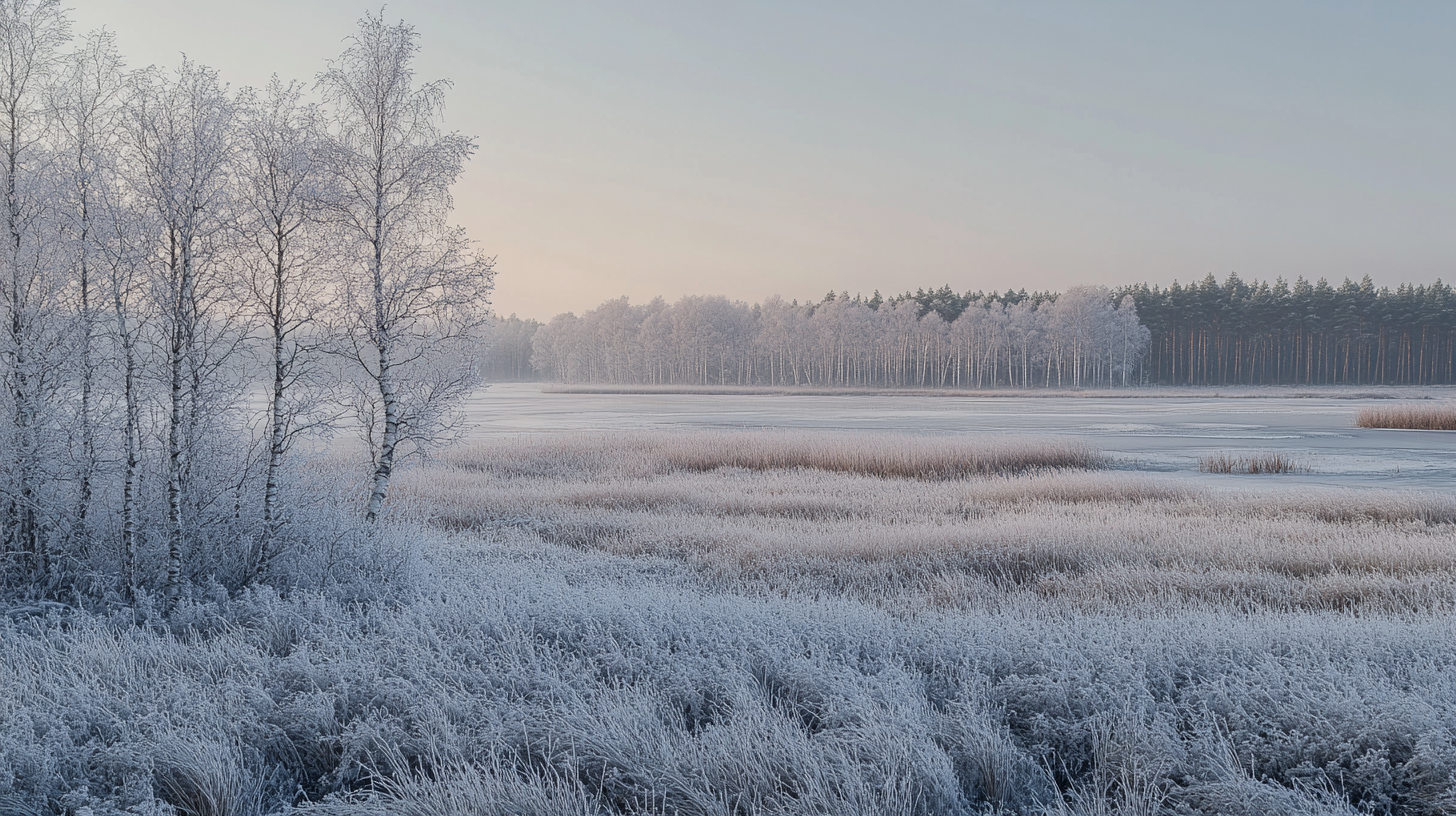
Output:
top-left (9, 387), bottom-right (1456, 815)
top-left (3, 0), bottom-right (1453, 810)
top-left (465, 384), bottom-right (1456, 491)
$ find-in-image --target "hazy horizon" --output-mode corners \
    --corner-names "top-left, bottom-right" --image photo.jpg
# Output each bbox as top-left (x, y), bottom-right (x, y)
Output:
top-left (76, 1), bottom-right (1456, 320)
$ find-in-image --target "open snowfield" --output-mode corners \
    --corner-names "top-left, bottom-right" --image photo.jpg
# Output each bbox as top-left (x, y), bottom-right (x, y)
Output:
top-left (461, 384), bottom-right (1456, 491)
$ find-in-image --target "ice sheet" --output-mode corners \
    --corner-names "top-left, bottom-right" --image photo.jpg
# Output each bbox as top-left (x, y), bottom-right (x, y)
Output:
top-left (457, 385), bottom-right (1456, 491)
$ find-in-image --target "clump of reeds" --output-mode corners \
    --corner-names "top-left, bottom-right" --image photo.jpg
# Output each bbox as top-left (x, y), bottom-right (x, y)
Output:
top-left (446, 430), bottom-right (1102, 480)
top-left (1356, 403), bottom-right (1456, 431)
top-left (1198, 452), bottom-right (1306, 474)
top-left (659, 432), bottom-right (1101, 478)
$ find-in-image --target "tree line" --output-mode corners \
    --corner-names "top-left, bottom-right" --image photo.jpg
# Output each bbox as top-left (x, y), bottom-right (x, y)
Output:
top-left (504, 274), bottom-right (1456, 388)
top-left (1118, 273), bottom-right (1456, 386)
top-left (0, 1), bottom-right (493, 603)
top-left (526, 287), bottom-right (1151, 389)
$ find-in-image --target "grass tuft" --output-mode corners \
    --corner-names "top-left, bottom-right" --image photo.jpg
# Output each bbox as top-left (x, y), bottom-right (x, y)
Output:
top-left (1356, 403), bottom-right (1456, 430)
top-left (1199, 452), bottom-right (1306, 474)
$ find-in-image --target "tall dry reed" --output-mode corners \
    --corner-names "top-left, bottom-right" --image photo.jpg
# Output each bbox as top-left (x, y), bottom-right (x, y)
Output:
top-left (444, 430), bottom-right (1101, 480)
top-left (1356, 402), bottom-right (1456, 430)
top-left (1198, 452), bottom-right (1306, 474)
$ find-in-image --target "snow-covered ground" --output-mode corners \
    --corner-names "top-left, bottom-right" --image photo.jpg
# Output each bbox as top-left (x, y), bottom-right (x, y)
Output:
top-left (460, 384), bottom-right (1456, 491)
top-left (10, 389), bottom-right (1456, 815)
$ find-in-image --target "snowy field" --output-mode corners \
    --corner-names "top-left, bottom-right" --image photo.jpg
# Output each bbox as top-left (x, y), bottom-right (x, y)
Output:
top-left (9, 389), bottom-right (1456, 814)
top-left (461, 383), bottom-right (1456, 491)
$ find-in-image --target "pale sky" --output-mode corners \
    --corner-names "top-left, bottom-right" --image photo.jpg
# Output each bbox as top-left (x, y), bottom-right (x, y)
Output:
top-left (74, 1), bottom-right (1456, 320)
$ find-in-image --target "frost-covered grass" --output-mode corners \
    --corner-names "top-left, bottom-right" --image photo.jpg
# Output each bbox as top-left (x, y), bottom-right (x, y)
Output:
top-left (402, 434), bottom-right (1456, 614)
top-left (541, 383), bottom-right (1447, 400)
top-left (443, 430), bottom-right (1101, 480)
top-left (4, 431), bottom-right (1456, 814)
top-left (1198, 451), bottom-right (1306, 474)
top-left (3, 541), bottom-right (1455, 815)
top-left (1357, 403), bottom-right (1456, 431)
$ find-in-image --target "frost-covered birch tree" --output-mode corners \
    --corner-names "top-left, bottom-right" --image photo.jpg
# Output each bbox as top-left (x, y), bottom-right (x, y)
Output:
top-left (124, 59), bottom-right (239, 601)
top-left (1113, 294), bottom-right (1150, 386)
top-left (0, 2), bottom-right (499, 603)
top-left (235, 77), bottom-right (333, 571)
top-left (0, 0), bottom-right (68, 578)
top-left (317, 12), bottom-right (494, 522)
top-left (94, 175), bottom-right (151, 597)
top-left (48, 28), bottom-right (122, 545)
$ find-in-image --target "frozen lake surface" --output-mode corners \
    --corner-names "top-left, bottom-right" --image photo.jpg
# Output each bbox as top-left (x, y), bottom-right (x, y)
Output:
top-left (460, 384), bottom-right (1456, 491)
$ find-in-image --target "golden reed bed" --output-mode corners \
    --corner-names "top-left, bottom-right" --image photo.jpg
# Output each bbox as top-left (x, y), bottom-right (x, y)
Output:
top-left (1356, 402), bottom-right (1456, 430)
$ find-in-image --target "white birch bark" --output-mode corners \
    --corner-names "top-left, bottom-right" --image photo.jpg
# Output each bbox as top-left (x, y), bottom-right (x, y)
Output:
top-left (317, 12), bottom-right (493, 523)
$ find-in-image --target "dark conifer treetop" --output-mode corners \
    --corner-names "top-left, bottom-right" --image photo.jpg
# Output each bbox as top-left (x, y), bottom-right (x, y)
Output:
top-left (1116, 274), bottom-right (1456, 386)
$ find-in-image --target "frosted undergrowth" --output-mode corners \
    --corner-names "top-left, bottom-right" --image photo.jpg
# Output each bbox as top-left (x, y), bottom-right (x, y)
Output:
top-left (2, 533), bottom-right (1454, 815)
top-left (6, 431), bottom-right (1455, 814)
